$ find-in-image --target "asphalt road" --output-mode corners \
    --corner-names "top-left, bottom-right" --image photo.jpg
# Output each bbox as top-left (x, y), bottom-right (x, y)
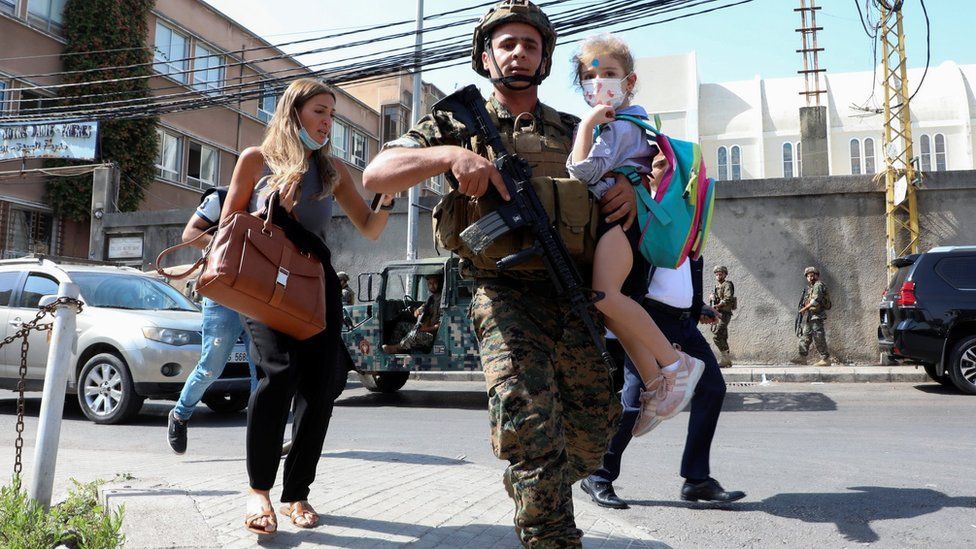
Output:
top-left (1, 380), bottom-right (973, 547)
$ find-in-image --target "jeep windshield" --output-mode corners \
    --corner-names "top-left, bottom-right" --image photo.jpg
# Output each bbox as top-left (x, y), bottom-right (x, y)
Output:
top-left (68, 271), bottom-right (198, 312)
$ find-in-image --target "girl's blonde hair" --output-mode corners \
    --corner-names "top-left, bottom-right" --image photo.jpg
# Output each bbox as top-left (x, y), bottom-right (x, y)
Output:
top-left (571, 33), bottom-right (635, 90)
top-left (260, 78), bottom-right (338, 199)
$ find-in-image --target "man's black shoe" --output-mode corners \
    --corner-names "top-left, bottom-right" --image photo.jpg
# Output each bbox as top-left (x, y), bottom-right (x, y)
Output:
top-left (581, 478), bottom-right (629, 509)
top-left (167, 410), bottom-right (187, 454)
top-left (680, 478), bottom-right (745, 503)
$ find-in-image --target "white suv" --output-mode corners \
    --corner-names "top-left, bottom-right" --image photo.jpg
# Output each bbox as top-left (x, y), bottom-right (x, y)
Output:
top-left (0, 256), bottom-right (250, 424)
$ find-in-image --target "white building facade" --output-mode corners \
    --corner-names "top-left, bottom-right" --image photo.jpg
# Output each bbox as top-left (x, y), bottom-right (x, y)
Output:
top-left (631, 54), bottom-right (976, 180)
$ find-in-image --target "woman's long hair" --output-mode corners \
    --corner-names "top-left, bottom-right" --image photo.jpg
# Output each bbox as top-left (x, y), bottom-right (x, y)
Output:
top-left (260, 78), bottom-right (338, 199)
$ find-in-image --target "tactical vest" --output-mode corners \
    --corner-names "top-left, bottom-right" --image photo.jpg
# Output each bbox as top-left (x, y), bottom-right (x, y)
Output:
top-left (432, 100), bottom-right (599, 272)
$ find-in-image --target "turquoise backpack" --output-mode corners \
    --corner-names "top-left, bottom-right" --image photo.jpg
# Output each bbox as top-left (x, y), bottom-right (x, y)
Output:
top-left (607, 114), bottom-right (716, 269)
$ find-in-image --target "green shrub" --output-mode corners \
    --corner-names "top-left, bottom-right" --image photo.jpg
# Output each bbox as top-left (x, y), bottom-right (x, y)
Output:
top-left (0, 476), bottom-right (124, 548)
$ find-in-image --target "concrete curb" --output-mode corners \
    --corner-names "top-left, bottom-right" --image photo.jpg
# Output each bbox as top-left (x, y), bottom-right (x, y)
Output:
top-left (349, 365), bottom-right (930, 384)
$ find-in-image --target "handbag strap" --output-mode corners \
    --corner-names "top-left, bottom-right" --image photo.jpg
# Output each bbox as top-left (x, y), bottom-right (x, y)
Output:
top-left (155, 225), bottom-right (217, 279)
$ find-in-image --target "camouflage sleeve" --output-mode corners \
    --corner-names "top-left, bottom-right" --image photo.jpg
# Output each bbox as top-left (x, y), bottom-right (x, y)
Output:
top-left (381, 111), bottom-right (469, 151)
top-left (808, 282), bottom-right (825, 310)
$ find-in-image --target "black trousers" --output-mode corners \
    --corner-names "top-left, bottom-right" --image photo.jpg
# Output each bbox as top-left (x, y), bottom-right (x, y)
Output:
top-left (243, 204), bottom-right (350, 502)
top-left (589, 306), bottom-right (727, 483)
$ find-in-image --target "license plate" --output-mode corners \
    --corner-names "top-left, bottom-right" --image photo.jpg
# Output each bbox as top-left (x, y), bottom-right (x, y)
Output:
top-left (227, 351), bottom-right (248, 364)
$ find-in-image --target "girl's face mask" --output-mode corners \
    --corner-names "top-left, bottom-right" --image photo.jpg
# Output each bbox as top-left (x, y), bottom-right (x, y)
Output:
top-left (581, 76), bottom-right (630, 109)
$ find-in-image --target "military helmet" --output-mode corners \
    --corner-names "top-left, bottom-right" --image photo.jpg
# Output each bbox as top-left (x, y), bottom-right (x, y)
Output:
top-left (713, 265), bottom-right (728, 274)
top-left (804, 266), bottom-right (820, 276)
top-left (471, 0), bottom-right (557, 84)
top-left (337, 271), bottom-right (350, 281)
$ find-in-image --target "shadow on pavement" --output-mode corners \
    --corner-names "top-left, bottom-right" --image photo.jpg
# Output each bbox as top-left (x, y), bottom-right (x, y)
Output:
top-left (629, 486), bottom-right (975, 543)
top-left (322, 450), bottom-right (468, 466)
top-left (335, 389), bottom-right (488, 410)
top-left (721, 391), bottom-right (836, 412)
top-left (911, 384), bottom-right (966, 396)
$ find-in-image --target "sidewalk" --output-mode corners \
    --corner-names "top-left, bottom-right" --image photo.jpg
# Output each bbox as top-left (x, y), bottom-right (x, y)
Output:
top-left (404, 364), bottom-right (929, 384)
top-left (99, 449), bottom-right (667, 549)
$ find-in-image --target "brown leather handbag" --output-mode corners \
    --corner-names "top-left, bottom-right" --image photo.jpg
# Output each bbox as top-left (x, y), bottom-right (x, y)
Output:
top-left (157, 191), bottom-right (326, 340)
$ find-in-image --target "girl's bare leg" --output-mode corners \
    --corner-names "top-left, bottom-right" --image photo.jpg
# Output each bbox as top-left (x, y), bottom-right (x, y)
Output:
top-left (592, 226), bottom-right (680, 383)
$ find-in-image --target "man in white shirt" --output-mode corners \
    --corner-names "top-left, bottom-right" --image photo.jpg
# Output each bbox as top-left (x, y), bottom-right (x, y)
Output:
top-left (581, 152), bottom-right (745, 508)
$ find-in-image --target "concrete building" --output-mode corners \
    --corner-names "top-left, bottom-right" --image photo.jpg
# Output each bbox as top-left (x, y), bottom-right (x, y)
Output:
top-left (0, 0), bottom-right (391, 264)
top-left (632, 53), bottom-right (976, 181)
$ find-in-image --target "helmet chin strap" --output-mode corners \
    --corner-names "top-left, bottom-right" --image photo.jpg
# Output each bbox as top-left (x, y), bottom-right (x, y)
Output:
top-left (485, 41), bottom-right (545, 90)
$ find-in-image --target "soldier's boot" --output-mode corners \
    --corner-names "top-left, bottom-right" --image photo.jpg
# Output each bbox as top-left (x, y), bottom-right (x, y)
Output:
top-left (789, 354), bottom-right (807, 365)
top-left (814, 357), bottom-right (832, 367)
top-left (718, 351), bottom-right (733, 368)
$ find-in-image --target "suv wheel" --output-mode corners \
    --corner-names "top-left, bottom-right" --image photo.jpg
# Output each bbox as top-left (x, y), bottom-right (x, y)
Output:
top-left (947, 335), bottom-right (976, 395)
top-left (358, 372), bottom-right (409, 393)
top-left (922, 363), bottom-right (954, 387)
top-left (77, 353), bottom-right (144, 424)
top-left (202, 392), bottom-right (250, 413)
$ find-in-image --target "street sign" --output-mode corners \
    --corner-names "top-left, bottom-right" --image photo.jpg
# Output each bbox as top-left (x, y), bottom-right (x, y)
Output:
top-left (0, 120), bottom-right (98, 161)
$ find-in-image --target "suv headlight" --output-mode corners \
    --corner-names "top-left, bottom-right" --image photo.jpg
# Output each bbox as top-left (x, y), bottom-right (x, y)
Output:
top-left (142, 327), bottom-right (202, 346)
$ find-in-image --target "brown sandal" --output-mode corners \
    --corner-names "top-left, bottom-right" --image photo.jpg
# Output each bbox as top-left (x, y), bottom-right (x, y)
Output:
top-left (279, 501), bottom-right (318, 528)
top-left (244, 496), bottom-right (277, 536)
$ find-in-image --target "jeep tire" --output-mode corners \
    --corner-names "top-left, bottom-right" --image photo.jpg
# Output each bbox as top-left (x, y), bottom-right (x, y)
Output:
top-left (948, 335), bottom-right (976, 395)
top-left (359, 372), bottom-right (409, 393)
top-left (77, 353), bottom-right (144, 424)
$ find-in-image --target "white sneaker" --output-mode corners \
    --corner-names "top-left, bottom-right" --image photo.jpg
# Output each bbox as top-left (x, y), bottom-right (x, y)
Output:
top-left (632, 378), bottom-right (664, 437)
top-left (655, 352), bottom-right (705, 419)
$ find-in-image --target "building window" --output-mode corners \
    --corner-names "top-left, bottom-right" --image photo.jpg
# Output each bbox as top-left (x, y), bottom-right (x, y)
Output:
top-left (730, 145), bottom-right (741, 180)
top-left (381, 104), bottom-right (408, 144)
top-left (0, 81), bottom-right (7, 117)
top-left (192, 44), bottom-right (223, 94)
top-left (796, 141), bottom-right (802, 176)
top-left (351, 131), bottom-right (367, 168)
top-left (4, 208), bottom-right (53, 258)
top-left (717, 146), bottom-right (728, 181)
top-left (331, 119), bottom-right (348, 160)
top-left (154, 22), bottom-right (189, 83)
top-left (863, 137), bottom-right (876, 174)
top-left (155, 129), bottom-right (183, 182)
top-left (187, 141), bottom-right (217, 188)
top-left (934, 133), bottom-right (947, 171)
top-left (27, 0), bottom-right (65, 35)
top-left (850, 138), bottom-right (862, 175)
top-left (782, 142), bottom-right (794, 178)
top-left (919, 134), bottom-right (931, 171)
top-left (0, 0), bottom-right (16, 16)
top-left (17, 90), bottom-right (45, 116)
top-left (258, 84), bottom-right (277, 123)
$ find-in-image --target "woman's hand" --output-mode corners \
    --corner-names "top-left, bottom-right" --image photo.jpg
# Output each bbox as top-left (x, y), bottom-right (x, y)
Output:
top-left (280, 175), bottom-right (301, 213)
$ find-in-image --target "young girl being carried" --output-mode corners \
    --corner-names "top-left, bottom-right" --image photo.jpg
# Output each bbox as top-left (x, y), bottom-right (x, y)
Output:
top-left (567, 34), bottom-right (704, 436)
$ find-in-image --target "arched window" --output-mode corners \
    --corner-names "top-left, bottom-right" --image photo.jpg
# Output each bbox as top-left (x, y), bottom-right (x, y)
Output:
top-left (782, 142), bottom-right (794, 178)
top-left (863, 137), bottom-right (876, 174)
top-left (934, 133), bottom-right (947, 171)
top-left (717, 146), bottom-right (728, 181)
top-left (730, 145), bottom-right (741, 180)
top-left (850, 138), bottom-right (862, 175)
top-left (796, 141), bottom-right (802, 175)
top-left (919, 134), bottom-right (932, 172)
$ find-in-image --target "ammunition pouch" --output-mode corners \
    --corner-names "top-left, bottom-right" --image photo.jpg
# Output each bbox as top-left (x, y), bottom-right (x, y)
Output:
top-left (432, 176), bottom-right (598, 271)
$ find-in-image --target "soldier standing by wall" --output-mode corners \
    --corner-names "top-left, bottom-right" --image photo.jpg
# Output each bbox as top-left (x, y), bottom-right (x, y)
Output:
top-left (338, 271), bottom-right (355, 305)
top-left (792, 266), bottom-right (832, 366)
top-left (363, 2), bottom-right (634, 545)
top-left (708, 265), bottom-right (735, 368)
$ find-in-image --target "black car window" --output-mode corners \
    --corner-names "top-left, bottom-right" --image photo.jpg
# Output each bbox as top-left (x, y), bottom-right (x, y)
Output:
top-left (887, 265), bottom-right (913, 295)
top-left (20, 273), bottom-right (59, 309)
top-left (0, 272), bottom-right (19, 306)
top-left (934, 256), bottom-right (976, 290)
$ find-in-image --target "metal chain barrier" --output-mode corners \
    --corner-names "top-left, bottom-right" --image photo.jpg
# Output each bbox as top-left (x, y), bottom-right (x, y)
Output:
top-left (2, 296), bottom-right (83, 482)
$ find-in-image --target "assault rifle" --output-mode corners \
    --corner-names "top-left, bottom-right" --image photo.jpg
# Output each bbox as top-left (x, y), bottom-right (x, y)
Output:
top-left (433, 85), bottom-right (615, 373)
top-left (795, 292), bottom-right (807, 337)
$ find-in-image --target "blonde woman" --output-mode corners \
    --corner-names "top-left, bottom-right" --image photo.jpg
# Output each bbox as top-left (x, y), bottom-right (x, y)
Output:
top-left (221, 78), bottom-right (392, 535)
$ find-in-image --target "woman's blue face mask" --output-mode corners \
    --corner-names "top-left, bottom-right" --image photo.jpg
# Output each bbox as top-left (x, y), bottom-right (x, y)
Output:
top-left (295, 109), bottom-right (329, 150)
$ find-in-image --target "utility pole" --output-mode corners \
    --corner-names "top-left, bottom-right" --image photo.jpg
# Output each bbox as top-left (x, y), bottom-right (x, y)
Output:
top-left (406, 0), bottom-right (424, 261)
top-left (878, 0), bottom-right (920, 277)
top-left (795, 0), bottom-right (829, 177)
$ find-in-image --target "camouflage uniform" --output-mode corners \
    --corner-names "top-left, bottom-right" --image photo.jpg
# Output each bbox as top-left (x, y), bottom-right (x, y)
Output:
top-left (385, 96), bottom-right (619, 547)
top-left (709, 281), bottom-right (735, 354)
top-left (398, 291), bottom-right (441, 352)
top-left (338, 272), bottom-right (355, 305)
top-left (798, 280), bottom-right (831, 360)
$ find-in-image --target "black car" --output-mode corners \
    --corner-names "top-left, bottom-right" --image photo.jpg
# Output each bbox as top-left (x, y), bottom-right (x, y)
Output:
top-left (879, 246), bottom-right (976, 394)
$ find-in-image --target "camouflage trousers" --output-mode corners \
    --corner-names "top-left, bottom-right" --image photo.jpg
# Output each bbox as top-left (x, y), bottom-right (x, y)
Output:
top-left (399, 327), bottom-right (433, 351)
top-left (799, 317), bottom-right (830, 359)
top-left (711, 312), bottom-right (732, 352)
top-left (469, 281), bottom-right (620, 548)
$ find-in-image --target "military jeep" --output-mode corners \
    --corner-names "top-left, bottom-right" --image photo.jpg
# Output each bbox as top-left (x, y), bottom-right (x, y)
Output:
top-left (341, 257), bottom-right (481, 393)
